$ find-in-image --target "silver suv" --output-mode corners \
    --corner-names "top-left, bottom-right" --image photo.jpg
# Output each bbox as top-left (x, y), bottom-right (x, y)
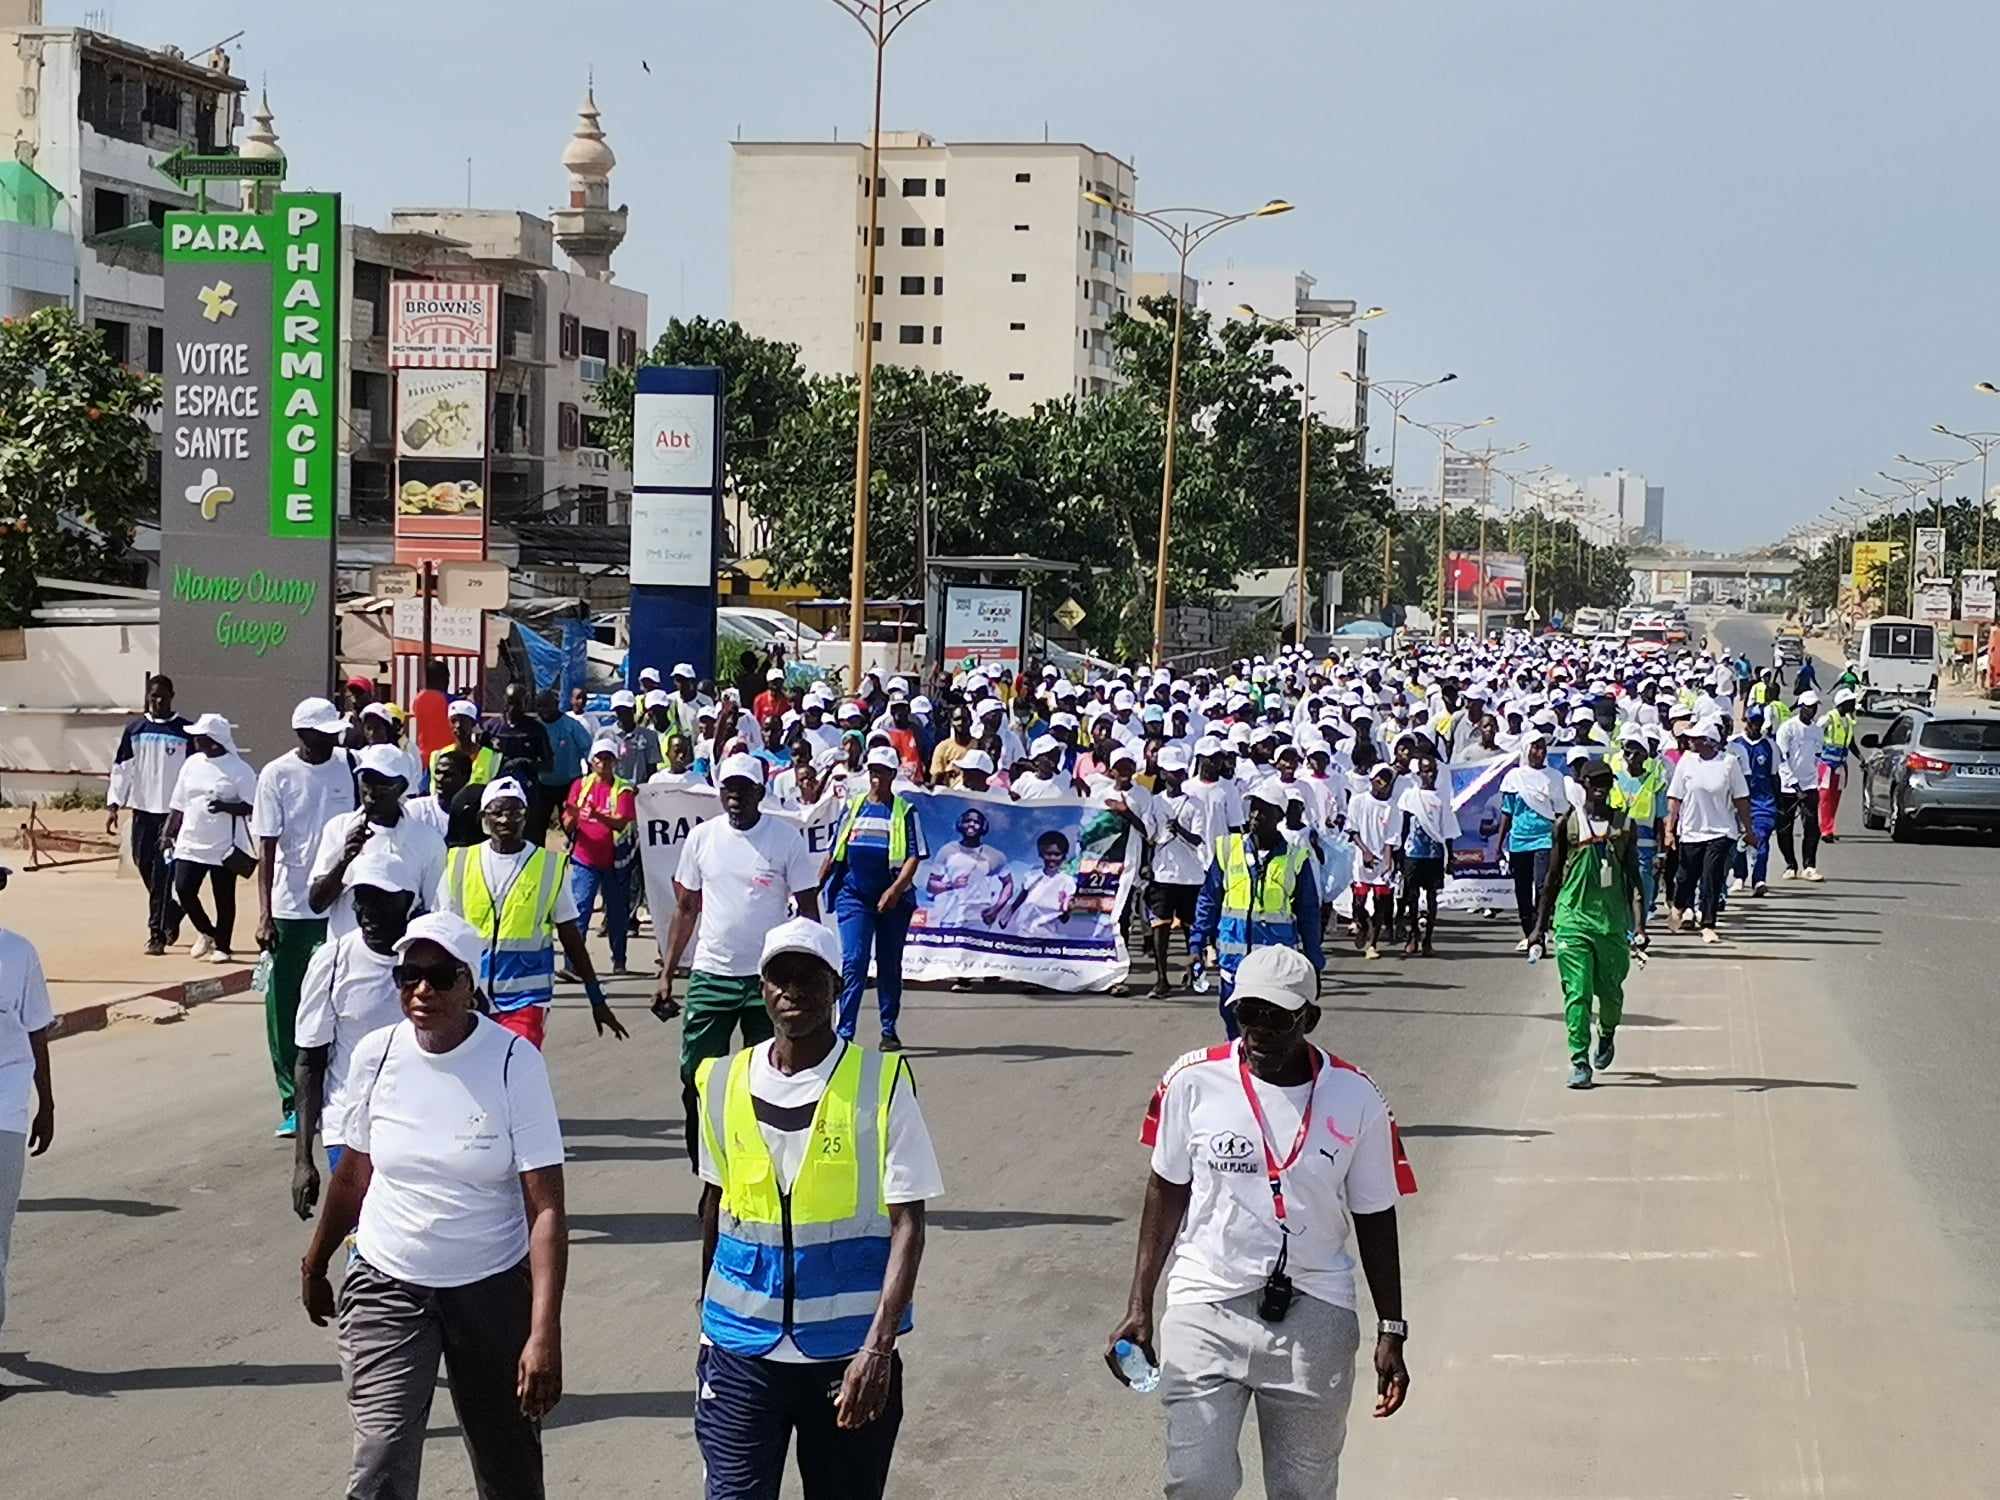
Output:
top-left (1859, 708), bottom-right (2000, 841)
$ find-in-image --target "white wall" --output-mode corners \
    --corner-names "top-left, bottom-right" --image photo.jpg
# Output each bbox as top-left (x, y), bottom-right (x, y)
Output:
top-left (0, 623), bottom-right (157, 792)
top-left (0, 220), bottom-right (72, 311)
top-left (731, 145), bottom-right (864, 380)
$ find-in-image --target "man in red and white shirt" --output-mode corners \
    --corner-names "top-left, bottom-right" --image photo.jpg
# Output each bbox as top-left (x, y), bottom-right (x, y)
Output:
top-left (1108, 944), bottom-right (1414, 1498)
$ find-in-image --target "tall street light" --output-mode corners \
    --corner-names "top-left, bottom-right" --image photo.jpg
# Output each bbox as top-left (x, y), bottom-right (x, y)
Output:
top-left (1456, 441), bottom-right (1531, 638)
top-left (1341, 370), bottom-right (1456, 607)
top-left (1405, 415), bottom-right (1496, 634)
top-left (1891, 452), bottom-right (1967, 531)
top-left (1873, 471), bottom-right (1934, 603)
top-left (1501, 466), bottom-right (1555, 621)
top-left (1237, 303), bottom-right (1385, 644)
top-left (826, 0), bottom-right (941, 683)
top-left (1936, 415), bottom-right (2000, 568)
top-left (1087, 191), bottom-right (1295, 664)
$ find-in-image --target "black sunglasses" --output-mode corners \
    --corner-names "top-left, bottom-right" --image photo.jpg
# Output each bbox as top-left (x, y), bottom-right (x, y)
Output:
top-left (393, 958), bottom-right (469, 991)
top-left (1233, 998), bottom-right (1304, 1030)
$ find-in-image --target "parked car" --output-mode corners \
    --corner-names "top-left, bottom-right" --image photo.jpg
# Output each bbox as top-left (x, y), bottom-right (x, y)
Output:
top-left (1858, 707), bottom-right (2000, 841)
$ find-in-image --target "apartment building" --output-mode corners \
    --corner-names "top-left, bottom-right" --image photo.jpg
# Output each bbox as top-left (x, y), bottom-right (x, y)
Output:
top-left (1202, 266), bottom-right (1370, 434)
top-left (732, 132), bottom-right (1137, 415)
top-left (339, 90), bottom-right (647, 532)
top-left (0, 0), bottom-right (245, 373)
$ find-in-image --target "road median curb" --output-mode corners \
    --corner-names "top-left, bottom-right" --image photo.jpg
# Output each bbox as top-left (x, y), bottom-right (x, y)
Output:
top-left (50, 964), bottom-right (256, 1042)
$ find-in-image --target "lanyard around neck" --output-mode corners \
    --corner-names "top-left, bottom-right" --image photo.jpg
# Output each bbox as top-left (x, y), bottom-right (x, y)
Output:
top-left (1235, 1042), bottom-right (1323, 1224)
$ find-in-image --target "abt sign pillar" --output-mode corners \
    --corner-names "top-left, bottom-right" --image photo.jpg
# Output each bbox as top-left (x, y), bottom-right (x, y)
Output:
top-left (628, 366), bottom-right (724, 687)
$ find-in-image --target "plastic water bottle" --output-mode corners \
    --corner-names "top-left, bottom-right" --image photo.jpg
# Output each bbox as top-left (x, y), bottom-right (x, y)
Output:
top-left (1113, 1339), bottom-right (1161, 1393)
top-left (1190, 960), bottom-right (1213, 995)
top-left (1525, 941), bottom-right (1544, 966)
top-left (252, 950), bottom-right (273, 994)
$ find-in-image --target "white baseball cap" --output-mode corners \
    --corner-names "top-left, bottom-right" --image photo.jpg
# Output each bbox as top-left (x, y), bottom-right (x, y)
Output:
top-left (672, 663), bottom-right (697, 679)
top-left (1226, 945), bottom-right (1318, 1012)
top-left (643, 689), bottom-right (671, 710)
top-left (589, 736), bottom-right (622, 759)
top-left (760, 915), bottom-right (844, 977)
top-left (610, 690), bottom-right (637, 709)
top-left (355, 745), bottom-right (409, 781)
top-left (393, 911), bottom-right (486, 978)
top-left (1108, 743), bottom-right (1139, 767)
top-left (1029, 734), bottom-right (1062, 758)
top-left (957, 749), bottom-right (995, 774)
top-left (1244, 779), bottom-right (1289, 810)
top-left (481, 777), bottom-right (530, 808)
top-left (1795, 690), bottom-right (1820, 707)
top-left (717, 753), bottom-right (767, 786)
top-left (865, 745), bottom-right (901, 770)
top-left (188, 712), bottom-right (237, 751)
top-left (638, 666), bottom-right (663, 684)
top-left (291, 696), bottom-right (345, 733)
top-left (447, 698), bottom-right (479, 722)
top-left (1158, 745), bottom-right (1191, 772)
top-left (766, 667), bottom-right (785, 682)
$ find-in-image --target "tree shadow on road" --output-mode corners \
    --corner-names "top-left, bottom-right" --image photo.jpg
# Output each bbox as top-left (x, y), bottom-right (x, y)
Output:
top-left (1398, 1125), bottom-right (1553, 1140)
top-left (564, 1143), bottom-right (685, 1164)
top-left (559, 1117), bottom-right (680, 1138)
top-left (568, 1212), bottom-right (701, 1245)
top-left (427, 1387), bottom-right (697, 1440)
top-left (904, 1043), bottom-right (1131, 1061)
top-left (1607, 1072), bottom-right (1858, 1093)
top-left (0, 1352), bottom-right (337, 1397)
top-left (19, 1197), bottom-right (177, 1217)
top-left (927, 1209), bottom-right (1124, 1231)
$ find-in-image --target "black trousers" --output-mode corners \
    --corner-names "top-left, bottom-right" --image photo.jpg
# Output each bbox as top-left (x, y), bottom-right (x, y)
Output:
top-left (172, 860), bottom-right (238, 951)
top-left (1510, 849), bottom-right (1551, 936)
top-left (1775, 789), bottom-right (1820, 871)
top-left (1673, 836), bottom-right (1733, 929)
top-left (129, 810), bottom-right (180, 944)
top-left (694, 1343), bottom-right (903, 1500)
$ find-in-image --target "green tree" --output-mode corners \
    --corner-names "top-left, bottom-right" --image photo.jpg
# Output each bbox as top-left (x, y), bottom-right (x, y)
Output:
top-left (595, 316), bottom-right (810, 521)
top-left (0, 307), bottom-right (159, 627)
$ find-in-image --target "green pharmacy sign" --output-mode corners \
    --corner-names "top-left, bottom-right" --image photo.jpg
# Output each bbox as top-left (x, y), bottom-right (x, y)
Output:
top-left (160, 192), bottom-right (341, 757)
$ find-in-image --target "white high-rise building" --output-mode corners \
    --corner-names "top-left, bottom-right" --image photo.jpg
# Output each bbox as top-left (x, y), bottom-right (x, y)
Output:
top-left (1583, 468), bottom-right (1649, 541)
top-left (731, 132), bottom-right (1136, 415)
top-left (1202, 266), bottom-right (1371, 434)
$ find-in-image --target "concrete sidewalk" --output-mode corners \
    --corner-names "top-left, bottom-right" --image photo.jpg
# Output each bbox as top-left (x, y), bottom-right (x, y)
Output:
top-left (3, 854), bottom-right (255, 1037)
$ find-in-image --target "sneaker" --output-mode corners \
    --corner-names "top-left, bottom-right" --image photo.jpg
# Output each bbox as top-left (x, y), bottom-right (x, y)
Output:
top-left (1592, 1030), bottom-right (1616, 1071)
top-left (610, 964), bottom-right (632, 978)
top-left (1146, 980), bottom-right (1172, 999)
top-left (879, 1031), bottom-right (904, 1053)
top-left (190, 935), bottom-right (215, 960)
top-left (1781, 868), bottom-right (1798, 880)
top-left (1513, 936), bottom-right (1532, 953)
top-left (1365, 944), bottom-right (1382, 961)
top-left (1701, 927), bottom-right (1722, 946)
top-left (274, 1111), bottom-right (298, 1139)
top-left (1668, 908), bottom-right (1685, 933)
top-left (1752, 882), bottom-right (1768, 897)
top-left (209, 949), bottom-right (236, 965)
top-left (952, 977), bottom-right (973, 993)
top-left (1803, 867), bottom-right (1823, 882)
top-left (144, 939), bottom-right (166, 957)
top-left (555, 968), bottom-right (578, 983)
top-left (1730, 877), bottom-right (1747, 894)
top-left (1566, 1062), bottom-right (1594, 1090)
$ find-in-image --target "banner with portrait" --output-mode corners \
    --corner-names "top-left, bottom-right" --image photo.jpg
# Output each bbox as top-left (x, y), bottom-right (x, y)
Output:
top-left (634, 783), bottom-right (1139, 989)
top-left (1439, 750), bottom-right (1575, 912)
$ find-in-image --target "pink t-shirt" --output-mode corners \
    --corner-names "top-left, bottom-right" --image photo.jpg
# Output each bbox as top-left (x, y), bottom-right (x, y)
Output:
top-left (566, 775), bottom-right (635, 870)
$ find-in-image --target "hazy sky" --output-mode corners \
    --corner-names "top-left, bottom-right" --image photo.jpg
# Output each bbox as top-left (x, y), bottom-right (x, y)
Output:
top-left (78, 0), bottom-right (2000, 548)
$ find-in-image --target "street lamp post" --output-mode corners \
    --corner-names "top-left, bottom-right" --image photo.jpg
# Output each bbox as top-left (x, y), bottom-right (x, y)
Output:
top-left (1891, 452), bottom-right (1968, 532)
top-left (825, 0), bottom-right (942, 684)
top-left (1238, 304), bottom-right (1384, 644)
top-left (1456, 442), bottom-right (1529, 639)
top-left (1872, 472), bottom-right (1933, 606)
top-left (1937, 414), bottom-right (2000, 569)
top-left (1406, 415), bottom-right (1496, 636)
top-left (1342, 370), bottom-right (1456, 610)
top-left (1087, 192), bottom-right (1294, 665)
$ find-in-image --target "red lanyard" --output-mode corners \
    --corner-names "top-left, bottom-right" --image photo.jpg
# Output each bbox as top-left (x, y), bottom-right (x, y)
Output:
top-left (1236, 1043), bottom-right (1323, 1224)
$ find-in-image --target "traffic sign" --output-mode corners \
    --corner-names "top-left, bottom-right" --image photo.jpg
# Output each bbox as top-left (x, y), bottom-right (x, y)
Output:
top-left (1053, 597), bottom-right (1087, 630)
top-left (155, 146), bottom-right (286, 190)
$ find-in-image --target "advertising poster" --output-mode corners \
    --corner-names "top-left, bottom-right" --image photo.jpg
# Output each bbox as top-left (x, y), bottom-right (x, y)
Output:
top-left (388, 280), bottom-right (499, 368)
top-left (160, 193), bottom-right (340, 760)
top-left (1445, 553), bottom-right (1528, 611)
top-left (1916, 579), bottom-right (1955, 623)
top-left (630, 492), bottom-right (716, 587)
top-left (1960, 570), bottom-right (1996, 623)
top-left (396, 369), bottom-right (487, 459)
top-left (1915, 527), bottom-right (1948, 579)
top-left (940, 585), bottom-right (1026, 675)
top-left (635, 785), bottom-right (1138, 989)
top-left (1439, 750), bottom-right (1576, 912)
top-left (1851, 540), bottom-right (1897, 598)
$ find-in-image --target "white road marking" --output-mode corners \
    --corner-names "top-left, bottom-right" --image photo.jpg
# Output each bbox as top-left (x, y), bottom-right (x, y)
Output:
top-left (1529, 1111), bottom-right (1726, 1122)
top-left (1619, 1023), bottom-right (1724, 1032)
top-left (1546, 1063), bottom-right (1721, 1073)
top-left (1492, 1172), bottom-right (1746, 1184)
top-left (1462, 1352), bottom-right (1770, 1368)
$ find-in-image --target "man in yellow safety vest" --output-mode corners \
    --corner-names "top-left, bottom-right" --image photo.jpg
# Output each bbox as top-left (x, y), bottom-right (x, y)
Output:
top-left (1189, 780), bottom-right (1324, 1038)
top-left (694, 916), bottom-right (941, 1500)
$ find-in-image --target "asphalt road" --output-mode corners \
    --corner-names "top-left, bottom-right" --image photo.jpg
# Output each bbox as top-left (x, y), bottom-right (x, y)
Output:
top-left (5, 618), bottom-right (1995, 1496)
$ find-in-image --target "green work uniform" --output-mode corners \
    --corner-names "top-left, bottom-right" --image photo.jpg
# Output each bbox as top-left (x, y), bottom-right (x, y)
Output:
top-left (267, 916), bottom-right (327, 1109)
top-left (1551, 808), bottom-right (1636, 1066)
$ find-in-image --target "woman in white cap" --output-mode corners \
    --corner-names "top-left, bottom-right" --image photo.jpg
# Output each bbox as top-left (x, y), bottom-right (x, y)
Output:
top-left (165, 713), bottom-right (259, 964)
top-left (1011, 736), bottom-right (1076, 802)
top-left (301, 911), bottom-right (569, 1499)
top-left (1664, 717), bottom-right (1752, 943)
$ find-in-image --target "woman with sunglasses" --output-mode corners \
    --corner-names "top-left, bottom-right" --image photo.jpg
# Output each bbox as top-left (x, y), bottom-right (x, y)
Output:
top-left (301, 911), bottom-right (568, 1500)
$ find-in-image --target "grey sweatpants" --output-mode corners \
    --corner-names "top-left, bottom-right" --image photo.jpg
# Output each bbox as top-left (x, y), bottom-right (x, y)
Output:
top-left (1158, 1291), bottom-right (1361, 1500)
top-left (336, 1252), bottom-right (544, 1500)
top-left (0, 1129), bottom-right (22, 1332)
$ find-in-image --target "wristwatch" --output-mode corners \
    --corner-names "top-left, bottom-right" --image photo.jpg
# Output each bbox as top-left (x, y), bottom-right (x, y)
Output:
top-left (1378, 1318), bottom-right (1409, 1340)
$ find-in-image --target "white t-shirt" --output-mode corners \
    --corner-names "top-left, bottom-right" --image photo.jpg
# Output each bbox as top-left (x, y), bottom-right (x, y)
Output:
top-left (1184, 778), bottom-right (1246, 850)
top-left (346, 1014), bottom-right (566, 1288)
top-left (168, 752), bottom-right (258, 866)
top-left (1010, 868), bottom-right (1078, 936)
top-left (293, 933), bottom-right (404, 1147)
top-left (405, 794), bottom-right (452, 841)
top-left (1774, 716), bottom-right (1824, 793)
top-left (310, 810), bottom-right (448, 940)
top-left (1667, 752), bottom-right (1750, 841)
top-left (251, 751), bottom-right (359, 919)
top-left (1147, 788), bottom-right (1209, 886)
top-left (697, 1038), bottom-right (944, 1362)
top-left (677, 814), bottom-right (821, 977)
top-left (1011, 772), bottom-right (1075, 803)
top-left (927, 841), bottom-right (1012, 928)
top-left (1143, 1043), bottom-right (1410, 1311)
top-left (1346, 792), bottom-right (1400, 883)
top-left (0, 929), bottom-right (53, 1134)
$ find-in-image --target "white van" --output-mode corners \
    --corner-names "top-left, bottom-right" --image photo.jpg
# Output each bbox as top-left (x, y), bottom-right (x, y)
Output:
top-left (1856, 615), bottom-right (1938, 713)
